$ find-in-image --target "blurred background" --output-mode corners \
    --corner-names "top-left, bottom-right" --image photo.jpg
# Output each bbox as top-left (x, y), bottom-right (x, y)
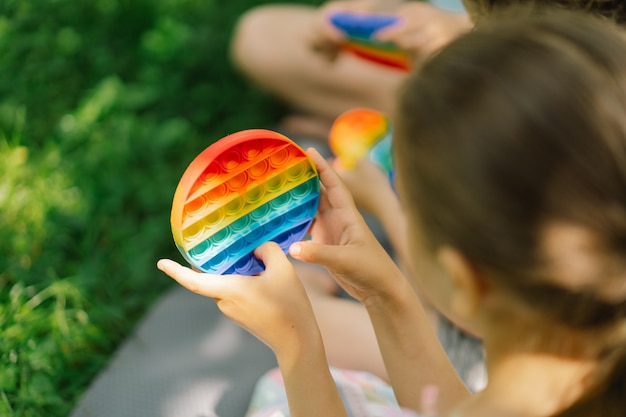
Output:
top-left (0, 0), bottom-right (317, 415)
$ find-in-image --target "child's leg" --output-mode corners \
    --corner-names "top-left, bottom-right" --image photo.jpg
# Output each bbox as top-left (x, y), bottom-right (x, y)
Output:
top-left (230, 4), bottom-right (406, 130)
top-left (311, 290), bottom-right (390, 380)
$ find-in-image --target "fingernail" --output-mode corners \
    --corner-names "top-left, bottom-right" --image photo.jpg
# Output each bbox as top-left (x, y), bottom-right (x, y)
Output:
top-left (156, 259), bottom-right (167, 271)
top-left (289, 243), bottom-right (302, 256)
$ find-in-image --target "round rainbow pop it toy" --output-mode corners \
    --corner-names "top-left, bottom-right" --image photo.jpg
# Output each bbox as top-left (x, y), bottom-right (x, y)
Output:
top-left (328, 108), bottom-right (394, 177)
top-left (329, 12), bottom-right (410, 71)
top-left (171, 129), bottom-right (320, 275)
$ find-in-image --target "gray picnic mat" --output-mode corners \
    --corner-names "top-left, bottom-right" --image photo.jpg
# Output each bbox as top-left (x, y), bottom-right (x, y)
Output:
top-left (69, 286), bottom-right (485, 417)
top-left (70, 285), bottom-right (276, 417)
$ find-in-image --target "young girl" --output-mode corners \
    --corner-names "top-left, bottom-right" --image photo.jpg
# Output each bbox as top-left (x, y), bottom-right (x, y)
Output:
top-left (230, 0), bottom-right (625, 141)
top-left (230, 0), bottom-right (471, 141)
top-left (159, 10), bottom-right (626, 417)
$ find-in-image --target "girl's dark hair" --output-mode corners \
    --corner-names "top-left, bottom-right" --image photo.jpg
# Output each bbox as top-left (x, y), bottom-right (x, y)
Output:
top-left (473, 0), bottom-right (626, 24)
top-left (395, 11), bottom-right (626, 417)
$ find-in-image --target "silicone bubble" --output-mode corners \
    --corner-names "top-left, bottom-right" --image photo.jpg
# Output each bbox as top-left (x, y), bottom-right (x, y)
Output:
top-left (171, 129), bottom-right (320, 275)
top-left (329, 12), bottom-right (410, 71)
top-left (328, 108), bottom-right (394, 177)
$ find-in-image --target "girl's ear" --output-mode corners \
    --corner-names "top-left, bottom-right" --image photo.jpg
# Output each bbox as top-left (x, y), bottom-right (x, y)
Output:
top-left (437, 246), bottom-right (486, 319)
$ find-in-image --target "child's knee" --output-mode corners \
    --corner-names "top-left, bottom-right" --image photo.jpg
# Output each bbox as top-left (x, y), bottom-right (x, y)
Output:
top-left (230, 6), bottom-right (270, 72)
top-left (230, 6), bottom-right (292, 74)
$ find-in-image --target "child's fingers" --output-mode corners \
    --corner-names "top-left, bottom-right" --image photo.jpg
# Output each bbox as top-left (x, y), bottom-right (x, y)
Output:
top-left (376, 21), bottom-right (431, 51)
top-left (289, 240), bottom-right (350, 272)
top-left (393, 30), bottom-right (431, 52)
top-left (374, 18), bottom-right (409, 42)
top-left (253, 241), bottom-right (291, 273)
top-left (306, 147), bottom-right (354, 207)
top-left (157, 259), bottom-right (235, 299)
top-left (307, 147), bottom-right (340, 186)
top-left (320, 12), bottom-right (346, 43)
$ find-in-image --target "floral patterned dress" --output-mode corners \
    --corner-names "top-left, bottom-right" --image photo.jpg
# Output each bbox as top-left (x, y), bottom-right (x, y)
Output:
top-left (245, 367), bottom-right (423, 417)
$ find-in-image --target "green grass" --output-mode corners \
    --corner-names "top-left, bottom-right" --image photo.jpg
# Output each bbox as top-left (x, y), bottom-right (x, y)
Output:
top-left (0, 0), bottom-right (317, 415)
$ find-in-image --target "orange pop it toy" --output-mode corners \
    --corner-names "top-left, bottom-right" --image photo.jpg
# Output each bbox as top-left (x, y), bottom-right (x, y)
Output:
top-left (171, 129), bottom-right (320, 275)
top-left (328, 108), bottom-right (394, 176)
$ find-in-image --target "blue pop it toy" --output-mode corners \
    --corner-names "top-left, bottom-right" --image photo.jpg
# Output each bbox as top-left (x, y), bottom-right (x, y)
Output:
top-left (171, 129), bottom-right (320, 275)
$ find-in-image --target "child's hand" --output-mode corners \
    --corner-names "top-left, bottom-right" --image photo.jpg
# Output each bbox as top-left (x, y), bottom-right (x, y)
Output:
top-left (289, 148), bottom-right (403, 305)
top-left (334, 158), bottom-right (411, 269)
top-left (335, 159), bottom-right (410, 268)
top-left (157, 242), bottom-right (320, 356)
top-left (312, 0), bottom-right (403, 60)
top-left (375, 2), bottom-right (472, 59)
